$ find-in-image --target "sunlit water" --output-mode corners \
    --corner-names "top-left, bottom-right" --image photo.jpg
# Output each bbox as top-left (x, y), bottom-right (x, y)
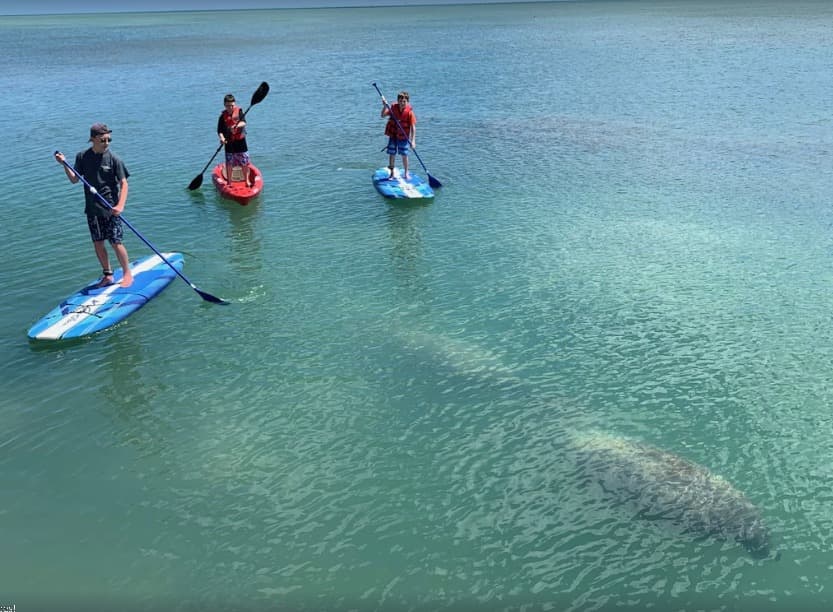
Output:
top-left (2, 1), bottom-right (833, 610)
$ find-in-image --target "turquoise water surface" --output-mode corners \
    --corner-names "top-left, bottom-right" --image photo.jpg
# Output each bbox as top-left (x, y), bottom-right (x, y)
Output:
top-left (2, 1), bottom-right (833, 610)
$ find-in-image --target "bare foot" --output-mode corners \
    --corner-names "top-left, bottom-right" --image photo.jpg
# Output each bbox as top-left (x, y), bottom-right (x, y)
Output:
top-left (97, 273), bottom-right (115, 288)
top-left (120, 273), bottom-right (134, 288)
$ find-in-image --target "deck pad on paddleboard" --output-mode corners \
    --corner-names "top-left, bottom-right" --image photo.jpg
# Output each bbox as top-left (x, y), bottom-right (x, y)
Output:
top-left (27, 252), bottom-right (184, 340)
top-left (372, 167), bottom-right (434, 199)
top-left (212, 162), bottom-right (263, 205)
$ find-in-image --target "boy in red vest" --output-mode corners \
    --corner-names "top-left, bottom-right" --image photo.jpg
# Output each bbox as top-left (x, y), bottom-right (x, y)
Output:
top-left (380, 90), bottom-right (416, 180)
top-left (217, 93), bottom-right (251, 185)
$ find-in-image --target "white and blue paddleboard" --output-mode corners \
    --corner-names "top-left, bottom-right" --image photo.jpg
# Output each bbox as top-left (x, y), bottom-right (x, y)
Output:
top-left (372, 167), bottom-right (434, 199)
top-left (27, 252), bottom-right (184, 341)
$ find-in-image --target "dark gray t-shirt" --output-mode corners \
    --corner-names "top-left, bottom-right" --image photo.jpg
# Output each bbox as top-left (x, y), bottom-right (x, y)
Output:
top-left (74, 148), bottom-right (130, 217)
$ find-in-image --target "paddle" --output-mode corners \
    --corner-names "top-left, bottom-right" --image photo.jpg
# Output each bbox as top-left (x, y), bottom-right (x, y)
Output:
top-left (372, 82), bottom-right (442, 189)
top-left (56, 152), bottom-right (229, 305)
top-left (187, 81), bottom-right (270, 191)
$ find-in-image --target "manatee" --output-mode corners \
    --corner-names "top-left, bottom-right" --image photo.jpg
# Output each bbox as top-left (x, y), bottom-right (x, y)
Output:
top-left (393, 329), bottom-right (523, 386)
top-left (568, 431), bottom-right (771, 558)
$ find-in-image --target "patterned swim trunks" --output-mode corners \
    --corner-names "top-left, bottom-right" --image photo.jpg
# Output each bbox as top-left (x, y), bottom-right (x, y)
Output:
top-left (225, 151), bottom-right (250, 166)
top-left (87, 214), bottom-right (124, 244)
top-left (386, 138), bottom-right (410, 156)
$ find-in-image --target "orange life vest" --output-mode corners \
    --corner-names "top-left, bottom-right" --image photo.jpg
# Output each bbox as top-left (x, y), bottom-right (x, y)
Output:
top-left (222, 106), bottom-right (246, 141)
top-left (385, 104), bottom-right (414, 140)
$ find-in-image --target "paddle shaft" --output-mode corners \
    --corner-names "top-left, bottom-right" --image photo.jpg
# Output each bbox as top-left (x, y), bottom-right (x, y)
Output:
top-left (372, 82), bottom-right (442, 188)
top-left (56, 152), bottom-right (228, 304)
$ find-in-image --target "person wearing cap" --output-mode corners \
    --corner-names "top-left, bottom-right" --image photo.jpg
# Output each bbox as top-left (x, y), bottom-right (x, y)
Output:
top-left (54, 123), bottom-right (133, 288)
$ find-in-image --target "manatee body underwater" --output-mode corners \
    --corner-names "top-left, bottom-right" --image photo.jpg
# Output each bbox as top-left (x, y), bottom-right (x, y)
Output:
top-left (568, 431), bottom-right (772, 558)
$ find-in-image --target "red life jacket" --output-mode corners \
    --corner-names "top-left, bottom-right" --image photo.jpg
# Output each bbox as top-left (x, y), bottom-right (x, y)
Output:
top-left (222, 106), bottom-right (246, 141)
top-left (385, 103), bottom-right (414, 140)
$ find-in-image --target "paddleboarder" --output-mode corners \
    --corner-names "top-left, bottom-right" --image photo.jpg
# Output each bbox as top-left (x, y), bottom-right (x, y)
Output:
top-left (55, 123), bottom-right (133, 288)
top-left (380, 90), bottom-right (416, 180)
top-left (217, 93), bottom-right (252, 186)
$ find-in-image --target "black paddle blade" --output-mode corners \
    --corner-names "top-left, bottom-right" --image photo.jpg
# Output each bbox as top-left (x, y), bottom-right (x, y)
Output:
top-left (188, 173), bottom-right (204, 191)
top-left (428, 175), bottom-right (443, 189)
top-left (196, 288), bottom-right (230, 305)
top-left (251, 81), bottom-right (269, 106)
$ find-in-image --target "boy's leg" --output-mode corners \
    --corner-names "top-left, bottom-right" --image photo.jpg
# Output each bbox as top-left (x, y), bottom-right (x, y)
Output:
top-left (113, 242), bottom-right (133, 288)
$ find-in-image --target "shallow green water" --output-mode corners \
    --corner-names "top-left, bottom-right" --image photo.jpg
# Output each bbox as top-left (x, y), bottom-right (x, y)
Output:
top-left (2, 2), bottom-right (833, 610)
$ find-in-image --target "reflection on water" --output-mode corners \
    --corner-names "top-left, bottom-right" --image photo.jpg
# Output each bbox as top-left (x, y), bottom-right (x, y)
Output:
top-left (227, 203), bottom-right (264, 277)
top-left (384, 203), bottom-right (430, 306)
top-left (98, 327), bottom-right (171, 459)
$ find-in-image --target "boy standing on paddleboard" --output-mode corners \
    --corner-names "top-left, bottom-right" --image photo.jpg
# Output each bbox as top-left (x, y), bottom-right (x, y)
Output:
top-left (54, 123), bottom-right (133, 288)
top-left (217, 93), bottom-right (252, 186)
top-left (380, 90), bottom-right (416, 180)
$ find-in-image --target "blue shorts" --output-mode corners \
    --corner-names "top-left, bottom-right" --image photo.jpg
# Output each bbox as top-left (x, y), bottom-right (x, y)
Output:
top-left (386, 138), bottom-right (410, 156)
top-left (225, 151), bottom-right (250, 166)
top-left (87, 214), bottom-right (124, 244)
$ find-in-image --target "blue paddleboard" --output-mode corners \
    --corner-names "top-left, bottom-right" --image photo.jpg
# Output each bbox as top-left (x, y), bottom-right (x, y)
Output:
top-left (372, 167), bottom-right (434, 199)
top-left (27, 252), bottom-right (184, 340)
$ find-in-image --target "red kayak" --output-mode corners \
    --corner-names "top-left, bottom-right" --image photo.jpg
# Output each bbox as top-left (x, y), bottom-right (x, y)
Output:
top-left (211, 162), bottom-right (263, 205)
